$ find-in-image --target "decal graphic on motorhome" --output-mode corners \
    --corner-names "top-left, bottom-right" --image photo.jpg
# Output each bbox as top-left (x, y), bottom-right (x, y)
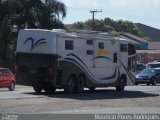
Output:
top-left (97, 49), bottom-right (111, 56)
top-left (93, 49), bottom-right (112, 61)
top-left (91, 56), bottom-right (111, 61)
top-left (64, 53), bottom-right (118, 82)
top-left (24, 37), bottom-right (47, 51)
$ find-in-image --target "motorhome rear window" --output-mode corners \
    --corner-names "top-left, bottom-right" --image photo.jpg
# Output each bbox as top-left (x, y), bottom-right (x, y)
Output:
top-left (120, 44), bottom-right (128, 52)
top-left (65, 40), bottom-right (74, 50)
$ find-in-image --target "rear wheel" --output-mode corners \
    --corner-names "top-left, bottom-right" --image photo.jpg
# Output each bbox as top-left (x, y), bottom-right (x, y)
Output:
top-left (147, 83), bottom-right (150, 86)
top-left (64, 76), bottom-right (76, 94)
top-left (88, 87), bottom-right (96, 92)
top-left (116, 75), bottom-right (126, 91)
top-left (75, 76), bottom-right (85, 93)
top-left (33, 85), bottom-right (42, 94)
top-left (151, 78), bottom-right (156, 86)
top-left (43, 87), bottom-right (56, 94)
top-left (9, 82), bottom-right (15, 91)
top-left (134, 82), bottom-right (138, 85)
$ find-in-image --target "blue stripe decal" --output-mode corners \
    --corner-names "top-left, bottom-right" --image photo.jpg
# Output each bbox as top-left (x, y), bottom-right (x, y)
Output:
top-left (65, 53), bottom-right (118, 82)
top-left (64, 58), bottom-right (97, 82)
top-left (66, 53), bottom-right (94, 77)
top-left (91, 56), bottom-right (111, 61)
top-left (102, 67), bottom-right (117, 80)
top-left (24, 37), bottom-right (47, 51)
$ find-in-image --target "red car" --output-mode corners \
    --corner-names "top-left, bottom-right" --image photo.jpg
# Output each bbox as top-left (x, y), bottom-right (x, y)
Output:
top-left (0, 68), bottom-right (16, 91)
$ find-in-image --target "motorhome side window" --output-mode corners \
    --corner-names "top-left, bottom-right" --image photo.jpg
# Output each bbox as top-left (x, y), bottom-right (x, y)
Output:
top-left (87, 40), bottom-right (93, 45)
top-left (120, 44), bottom-right (128, 52)
top-left (65, 40), bottom-right (73, 50)
top-left (98, 42), bottom-right (104, 49)
top-left (87, 50), bottom-right (93, 55)
top-left (128, 43), bottom-right (136, 55)
top-left (113, 53), bottom-right (117, 63)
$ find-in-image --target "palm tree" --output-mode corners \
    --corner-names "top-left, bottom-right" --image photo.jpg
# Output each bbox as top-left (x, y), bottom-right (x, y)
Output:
top-left (12, 0), bottom-right (67, 29)
top-left (0, 0), bottom-right (14, 66)
top-left (0, 0), bottom-right (67, 67)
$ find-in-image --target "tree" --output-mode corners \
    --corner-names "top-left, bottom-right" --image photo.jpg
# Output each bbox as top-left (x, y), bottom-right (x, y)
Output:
top-left (0, 0), bottom-right (67, 67)
top-left (0, 0), bottom-right (13, 66)
top-left (69, 18), bottom-right (143, 37)
top-left (12, 0), bottom-right (67, 29)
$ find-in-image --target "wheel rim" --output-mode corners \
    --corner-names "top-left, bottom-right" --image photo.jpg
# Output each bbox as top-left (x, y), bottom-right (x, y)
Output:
top-left (65, 77), bottom-right (75, 93)
top-left (10, 83), bottom-right (15, 90)
top-left (154, 79), bottom-right (156, 85)
top-left (33, 85), bottom-right (42, 93)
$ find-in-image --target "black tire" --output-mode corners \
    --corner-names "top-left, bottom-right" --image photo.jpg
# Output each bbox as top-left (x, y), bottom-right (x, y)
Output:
top-left (64, 76), bottom-right (76, 94)
top-left (88, 87), bottom-right (96, 91)
top-left (134, 82), bottom-right (138, 85)
top-left (33, 85), bottom-right (42, 94)
top-left (147, 83), bottom-right (150, 86)
top-left (116, 75), bottom-right (126, 91)
top-left (75, 76), bottom-right (85, 93)
top-left (9, 82), bottom-right (15, 91)
top-left (151, 78), bottom-right (156, 86)
top-left (43, 87), bottom-right (56, 94)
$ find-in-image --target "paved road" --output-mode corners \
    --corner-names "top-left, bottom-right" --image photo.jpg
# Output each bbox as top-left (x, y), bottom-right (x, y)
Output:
top-left (0, 85), bottom-right (160, 115)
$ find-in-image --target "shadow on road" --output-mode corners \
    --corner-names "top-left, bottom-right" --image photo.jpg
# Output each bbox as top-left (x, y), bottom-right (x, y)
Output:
top-left (24, 89), bottom-right (159, 100)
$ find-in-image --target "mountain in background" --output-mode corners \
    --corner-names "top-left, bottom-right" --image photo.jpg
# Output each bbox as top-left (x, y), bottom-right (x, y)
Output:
top-left (135, 23), bottom-right (160, 42)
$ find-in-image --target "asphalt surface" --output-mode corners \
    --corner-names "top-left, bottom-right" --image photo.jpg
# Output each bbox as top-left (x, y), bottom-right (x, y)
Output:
top-left (0, 84), bottom-right (160, 119)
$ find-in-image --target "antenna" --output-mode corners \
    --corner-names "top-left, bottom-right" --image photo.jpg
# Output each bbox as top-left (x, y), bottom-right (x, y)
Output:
top-left (90, 9), bottom-right (103, 30)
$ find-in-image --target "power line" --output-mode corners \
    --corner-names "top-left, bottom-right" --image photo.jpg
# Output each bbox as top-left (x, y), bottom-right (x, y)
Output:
top-left (90, 9), bottom-right (103, 30)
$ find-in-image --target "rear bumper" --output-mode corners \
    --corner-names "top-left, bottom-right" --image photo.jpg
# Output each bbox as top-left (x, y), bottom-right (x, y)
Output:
top-left (16, 73), bottom-right (56, 86)
top-left (135, 79), bottom-right (151, 84)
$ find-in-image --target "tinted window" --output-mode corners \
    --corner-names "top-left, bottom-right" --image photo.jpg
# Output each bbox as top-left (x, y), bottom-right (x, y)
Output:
top-left (113, 53), bottom-right (117, 63)
top-left (128, 58), bottom-right (131, 70)
top-left (87, 40), bottom-right (93, 45)
top-left (65, 40), bottom-right (73, 50)
top-left (120, 44), bottom-right (128, 52)
top-left (17, 53), bottom-right (52, 74)
top-left (140, 69), bottom-right (156, 75)
top-left (98, 42), bottom-right (104, 49)
top-left (0, 70), bottom-right (2, 76)
top-left (3, 70), bottom-right (10, 76)
top-left (128, 43), bottom-right (136, 55)
top-left (87, 50), bottom-right (93, 55)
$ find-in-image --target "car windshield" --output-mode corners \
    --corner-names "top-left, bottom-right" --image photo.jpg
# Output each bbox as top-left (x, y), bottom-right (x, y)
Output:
top-left (140, 69), bottom-right (156, 75)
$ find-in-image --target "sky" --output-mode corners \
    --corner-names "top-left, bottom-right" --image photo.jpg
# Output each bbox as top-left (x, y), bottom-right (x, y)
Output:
top-left (60, 0), bottom-right (160, 29)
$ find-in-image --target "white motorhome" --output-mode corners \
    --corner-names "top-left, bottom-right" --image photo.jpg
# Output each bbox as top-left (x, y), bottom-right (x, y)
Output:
top-left (16, 29), bottom-right (136, 93)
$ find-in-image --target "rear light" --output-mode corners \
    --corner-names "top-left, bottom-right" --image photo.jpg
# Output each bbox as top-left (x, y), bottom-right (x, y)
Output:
top-left (15, 64), bottom-right (19, 72)
top-left (48, 68), bottom-right (55, 76)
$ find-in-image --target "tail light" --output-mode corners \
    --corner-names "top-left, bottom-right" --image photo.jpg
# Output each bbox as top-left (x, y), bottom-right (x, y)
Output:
top-left (15, 64), bottom-right (19, 72)
top-left (48, 68), bottom-right (55, 76)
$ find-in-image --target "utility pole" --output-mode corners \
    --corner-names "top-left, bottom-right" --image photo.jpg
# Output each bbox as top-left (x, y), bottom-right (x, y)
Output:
top-left (90, 9), bottom-right (102, 30)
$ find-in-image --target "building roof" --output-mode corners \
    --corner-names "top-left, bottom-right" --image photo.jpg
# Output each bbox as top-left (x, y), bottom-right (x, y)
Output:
top-left (135, 23), bottom-right (160, 42)
top-left (120, 32), bottom-right (149, 44)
